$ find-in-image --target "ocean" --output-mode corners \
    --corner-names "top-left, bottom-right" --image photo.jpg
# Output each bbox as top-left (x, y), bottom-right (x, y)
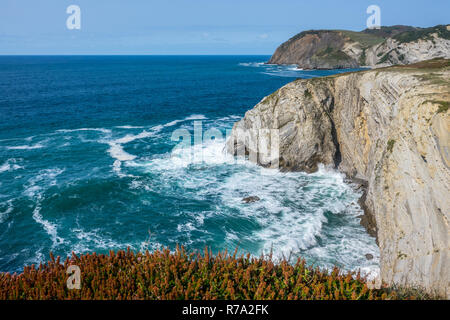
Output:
top-left (0, 55), bottom-right (378, 276)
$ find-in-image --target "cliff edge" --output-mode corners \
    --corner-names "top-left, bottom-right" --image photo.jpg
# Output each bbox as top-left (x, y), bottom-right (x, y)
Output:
top-left (227, 59), bottom-right (450, 297)
top-left (268, 25), bottom-right (450, 69)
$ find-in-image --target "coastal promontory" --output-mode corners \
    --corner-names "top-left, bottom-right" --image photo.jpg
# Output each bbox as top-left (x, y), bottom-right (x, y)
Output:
top-left (268, 25), bottom-right (450, 69)
top-left (227, 59), bottom-right (450, 298)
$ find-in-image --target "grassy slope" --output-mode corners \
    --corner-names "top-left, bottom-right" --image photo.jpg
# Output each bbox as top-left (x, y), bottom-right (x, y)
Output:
top-left (392, 25), bottom-right (450, 43)
top-left (339, 30), bottom-right (384, 47)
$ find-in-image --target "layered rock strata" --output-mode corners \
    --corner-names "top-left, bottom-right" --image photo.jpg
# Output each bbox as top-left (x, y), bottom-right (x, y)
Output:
top-left (227, 59), bottom-right (450, 297)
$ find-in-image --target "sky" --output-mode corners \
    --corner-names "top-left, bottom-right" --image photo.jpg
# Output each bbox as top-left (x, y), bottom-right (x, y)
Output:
top-left (0, 0), bottom-right (449, 55)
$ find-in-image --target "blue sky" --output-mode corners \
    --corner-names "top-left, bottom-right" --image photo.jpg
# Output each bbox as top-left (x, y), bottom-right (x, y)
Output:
top-left (0, 0), bottom-right (449, 54)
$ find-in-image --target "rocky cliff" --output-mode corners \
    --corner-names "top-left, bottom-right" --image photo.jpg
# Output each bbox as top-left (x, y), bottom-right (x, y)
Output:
top-left (227, 59), bottom-right (450, 297)
top-left (268, 25), bottom-right (450, 69)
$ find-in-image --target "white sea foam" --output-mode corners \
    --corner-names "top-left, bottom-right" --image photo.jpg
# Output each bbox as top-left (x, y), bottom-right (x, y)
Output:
top-left (136, 134), bottom-right (379, 275)
top-left (184, 114), bottom-right (207, 120)
top-left (106, 115), bottom-right (215, 172)
top-left (239, 62), bottom-right (307, 77)
top-left (0, 159), bottom-right (24, 173)
top-left (113, 130), bottom-right (156, 144)
top-left (0, 135), bottom-right (35, 143)
top-left (32, 206), bottom-right (64, 247)
top-left (286, 64), bottom-right (303, 71)
top-left (258, 64), bottom-right (314, 78)
top-left (114, 114), bottom-right (207, 133)
top-left (139, 238), bottom-right (164, 253)
top-left (261, 71), bottom-right (300, 78)
top-left (63, 115), bottom-right (213, 170)
top-left (71, 228), bottom-right (134, 253)
top-left (112, 160), bottom-right (122, 175)
top-left (24, 168), bottom-right (65, 247)
top-left (219, 169), bottom-right (326, 252)
top-left (146, 138), bottom-right (235, 172)
top-left (115, 125), bottom-right (145, 129)
top-left (107, 142), bottom-right (136, 161)
top-left (215, 115), bottom-right (242, 122)
top-left (177, 222), bottom-right (196, 233)
top-left (57, 128), bottom-right (112, 134)
top-left (23, 249), bottom-right (45, 269)
top-left (105, 125), bottom-right (165, 164)
top-left (164, 114), bottom-right (208, 126)
top-left (111, 160), bottom-right (137, 178)
top-left (104, 129), bottom-right (158, 163)
top-left (6, 116), bottom-right (379, 277)
top-left (217, 164), bottom-right (379, 275)
top-left (0, 200), bottom-right (13, 224)
top-left (23, 168), bottom-right (65, 200)
top-left (164, 119), bottom-right (183, 127)
top-left (6, 143), bottom-right (44, 150)
top-left (238, 62), bottom-right (265, 67)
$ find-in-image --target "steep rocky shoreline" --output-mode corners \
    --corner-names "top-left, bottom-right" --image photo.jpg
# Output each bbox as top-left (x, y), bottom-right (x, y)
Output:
top-left (268, 25), bottom-right (450, 69)
top-left (227, 59), bottom-right (449, 297)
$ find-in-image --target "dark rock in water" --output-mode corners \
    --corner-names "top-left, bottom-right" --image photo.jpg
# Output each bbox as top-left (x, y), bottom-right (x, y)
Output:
top-left (242, 196), bottom-right (260, 203)
top-left (365, 254), bottom-right (374, 260)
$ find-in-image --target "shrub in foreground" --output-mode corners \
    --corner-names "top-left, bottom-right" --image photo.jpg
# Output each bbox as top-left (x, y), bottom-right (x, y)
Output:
top-left (0, 247), bottom-right (410, 300)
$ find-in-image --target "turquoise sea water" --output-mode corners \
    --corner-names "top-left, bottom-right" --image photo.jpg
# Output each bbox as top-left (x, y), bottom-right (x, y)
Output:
top-left (0, 56), bottom-right (378, 276)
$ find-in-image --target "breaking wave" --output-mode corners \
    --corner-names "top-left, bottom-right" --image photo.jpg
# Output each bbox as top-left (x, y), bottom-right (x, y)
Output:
top-left (0, 115), bottom-right (379, 277)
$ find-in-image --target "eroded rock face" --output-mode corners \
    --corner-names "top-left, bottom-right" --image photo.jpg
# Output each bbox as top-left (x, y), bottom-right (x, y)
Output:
top-left (268, 31), bottom-right (359, 69)
top-left (227, 59), bottom-right (450, 297)
top-left (226, 80), bottom-right (337, 173)
top-left (364, 36), bottom-right (450, 68)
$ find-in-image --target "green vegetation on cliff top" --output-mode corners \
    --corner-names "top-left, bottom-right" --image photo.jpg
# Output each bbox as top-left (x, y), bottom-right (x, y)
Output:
top-left (339, 30), bottom-right (384, 47)
top-left (284, 25), bottom-right (450, 49)
top-left (0, 248), bottom-right (426, 300)
top-left (392, 25), bottom-right (450, 43)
